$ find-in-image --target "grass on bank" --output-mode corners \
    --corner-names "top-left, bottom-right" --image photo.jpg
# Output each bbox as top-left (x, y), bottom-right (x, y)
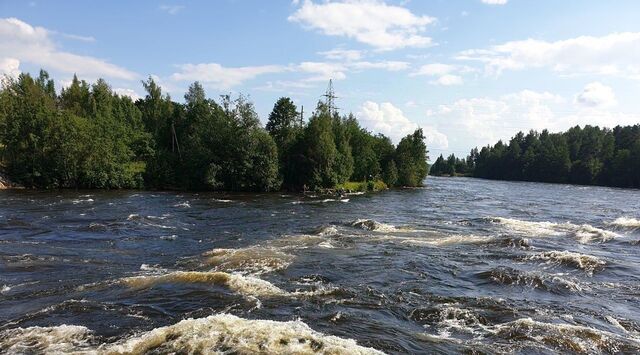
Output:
top-left (336, 180), bottom-right (388, 192)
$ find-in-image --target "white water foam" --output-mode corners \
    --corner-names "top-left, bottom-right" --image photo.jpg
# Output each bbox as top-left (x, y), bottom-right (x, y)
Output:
top-left (608, 217), bottom-right (640, 229)
top-left (121, 271), bottom-right (287, 297)
top-left (489, 217), bottom-right (620, 243)
top-left (526, 250), bottom-right (605, 275)
top-left (0, 314), bottom-right (384, 354)
top-left (491, 317), bottom-right (640, 353)
top-left (204, 247), bottom-right (294, 274)
top-left (0, 324), bottom-right (93, 354)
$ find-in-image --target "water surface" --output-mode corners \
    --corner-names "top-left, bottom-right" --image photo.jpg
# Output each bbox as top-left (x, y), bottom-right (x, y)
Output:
top-left (1, 177), bottom-right (640, 354)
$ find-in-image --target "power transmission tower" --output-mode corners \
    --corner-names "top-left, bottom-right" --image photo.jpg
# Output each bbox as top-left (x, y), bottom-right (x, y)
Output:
top-left (321, 79), bottom-right (338, 114)
top-left (299, 105), bottom-right (304, 126)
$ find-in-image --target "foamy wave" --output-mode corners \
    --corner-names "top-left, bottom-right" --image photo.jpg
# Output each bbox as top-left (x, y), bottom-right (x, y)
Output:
top-left (489, 217), bottom-right (619, 243)
top-left (492, 317), bottom-right (639, 353)
top-left (351, 219), bottom-right (398, 232)
top-left (110, 314), bottom-right (384, 354)
top-left (204, 247), bottom-right (294, 274)
top-left (526, 251), bottom-right (605, 275)
top-left (0, 324), bottom-right (93, 354)
top-left (173, 201), bottom-right (191, 208)
top-left (1, 314), bottom-right (384, 354)
top-left (213, 198), bottom-right (233, 203)
top-left (71, 198), bottom-right (94, 204)
top-left (317, 225), bottom-right (339, 236)
top-left (608, 217), bottom-right (640, 229)
top-left (488, 217), bottom-right (563, 236)
top-left (478, 267), bottom-right (584, 293)
top-left (400, 234), bottom-right (491, 246)
top-left (428, 305), bottom-right (487, 336)
top-left (1, 285), bottom-right (11, 294)
top-left (271, 234), bottom-right (327, 250)
top-left (121, 271), bottom-right (287, 297)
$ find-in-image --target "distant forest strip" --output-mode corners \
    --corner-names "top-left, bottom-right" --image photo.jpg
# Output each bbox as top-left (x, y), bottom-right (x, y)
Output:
top-left (430, 125), bottom-right (640, 188)
top-left (0, 71), bottom-right (429, 191)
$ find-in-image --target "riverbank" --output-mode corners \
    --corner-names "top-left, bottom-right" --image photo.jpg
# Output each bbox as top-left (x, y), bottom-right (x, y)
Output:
top-left (0, 170), bottom-right (20, 189)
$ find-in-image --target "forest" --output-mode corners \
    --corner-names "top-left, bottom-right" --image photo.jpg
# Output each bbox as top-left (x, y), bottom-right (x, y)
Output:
top-left (0, 71), bottom-right (429, 191)
top-left (430, 125), bottom-right (640, 188)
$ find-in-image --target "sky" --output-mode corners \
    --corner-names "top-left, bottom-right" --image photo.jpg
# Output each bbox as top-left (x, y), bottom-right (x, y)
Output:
top-left (2, 0), bottom-right (640, 158)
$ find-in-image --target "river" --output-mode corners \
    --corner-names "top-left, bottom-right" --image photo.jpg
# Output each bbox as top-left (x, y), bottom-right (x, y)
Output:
top-left (1, 177), bottom-right (640, 354)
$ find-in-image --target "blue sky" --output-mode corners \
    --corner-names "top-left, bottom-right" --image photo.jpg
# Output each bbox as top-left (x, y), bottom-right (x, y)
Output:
top-left (2, 0), bottom-right (640, 157)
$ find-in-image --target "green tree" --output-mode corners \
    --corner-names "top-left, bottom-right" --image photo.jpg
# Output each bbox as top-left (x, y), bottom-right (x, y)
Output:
top-left (395, 129), bottom-right (429, 186)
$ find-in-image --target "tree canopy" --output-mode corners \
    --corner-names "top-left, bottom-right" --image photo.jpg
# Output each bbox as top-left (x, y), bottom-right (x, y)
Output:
top-left (430, 126), bottom-right (640, 188)
top-left (0, 71), bottom-right (430, 191)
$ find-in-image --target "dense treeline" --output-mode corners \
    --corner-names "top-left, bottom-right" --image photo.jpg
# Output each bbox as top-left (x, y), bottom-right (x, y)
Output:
top-left (430, 126), bottom-right (640, 188)
top-left (0, 71), bottom-right (429, 191)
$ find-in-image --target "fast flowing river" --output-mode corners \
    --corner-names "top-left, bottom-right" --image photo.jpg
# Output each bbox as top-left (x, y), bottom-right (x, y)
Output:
top-left (1, 177), bottom-right (640, 354)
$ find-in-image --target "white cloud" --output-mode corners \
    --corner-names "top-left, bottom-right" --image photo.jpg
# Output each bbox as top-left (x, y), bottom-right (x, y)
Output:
top-left (114, 87), bottom-right (142, 101)
top-left (289, 0), bottom-right (436, 51)
top-left (297, 61), bottom-right (347, 82)
top-left (0, 57), bottom-right (20, 78)
top-left (411, 63), bottom-right (471, 85)
top-left (319, 48), bottom-right (363, 61)
top-left (255, 80), bottom-right (316, 93)
top-left (430, 74), bottom-right (463, 86)
top-left (55, 32), bottom-right (95, 42)
top-left (159, 5), bottom-right (185, 15)
top-left (457, 32), bottom-right (640, 79)
top-left (574, 82), bottom-right (617, 108)
top-left (0, 17), bottom-right (136, 80)
top-left (170, 63), bottom-right (286, 88)
top-left (412, 63), bottom-right (456, 76)
top-left (357, 101), bottom-right (448, 148)
top-left (429, 89), bottom-right (638, 153)
top-left (481, 0), bottom-right (508, 5)
top-left (350, 60), bottom-right (409, 71)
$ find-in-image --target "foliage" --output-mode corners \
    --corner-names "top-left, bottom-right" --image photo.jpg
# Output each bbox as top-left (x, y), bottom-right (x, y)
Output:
top-left (436, 125), bottom-right (640, 188)
top-left (395, 129), bottom-right (429, 186)
top-left (0, 71), bottom-right (430, 191)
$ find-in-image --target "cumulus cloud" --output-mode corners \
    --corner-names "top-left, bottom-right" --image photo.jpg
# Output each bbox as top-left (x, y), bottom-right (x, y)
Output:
top-left (350, 60), bottom-right (409, 71)
top-left (574, 82), bottom-right (617, 108)
top-left (114, 87), bottom-right (143, 101)
top-left (357, 101), bottom-right (448, 148)
top-left (289, 0), bottom-right (436, 51)
top-left (457, 32), bottom-right (640, 79)
top-left (429, 89), bottom-right (637, 153)
top-left (481, 0), bottom-right (508, 5)
top-left (297, 61), bottom-right (347, 82)
top-left (0, 57), bottom-right (20, 78)
top-left (430, 74), bottom-right (463, 86)
top-left (170, 63), bottom-right (286, 89)
top-left (0, 17), bottom-right (135, 80)
top-left (411, 63), bottom-right (473, 85)
top-left (319, 48), bottom-right (363, 61)
top-left (170, 58), bottom-right (410, 89)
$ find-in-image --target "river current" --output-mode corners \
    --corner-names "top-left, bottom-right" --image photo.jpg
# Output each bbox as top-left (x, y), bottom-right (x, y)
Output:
top-left (1, 177), bottom-right (640, 354)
